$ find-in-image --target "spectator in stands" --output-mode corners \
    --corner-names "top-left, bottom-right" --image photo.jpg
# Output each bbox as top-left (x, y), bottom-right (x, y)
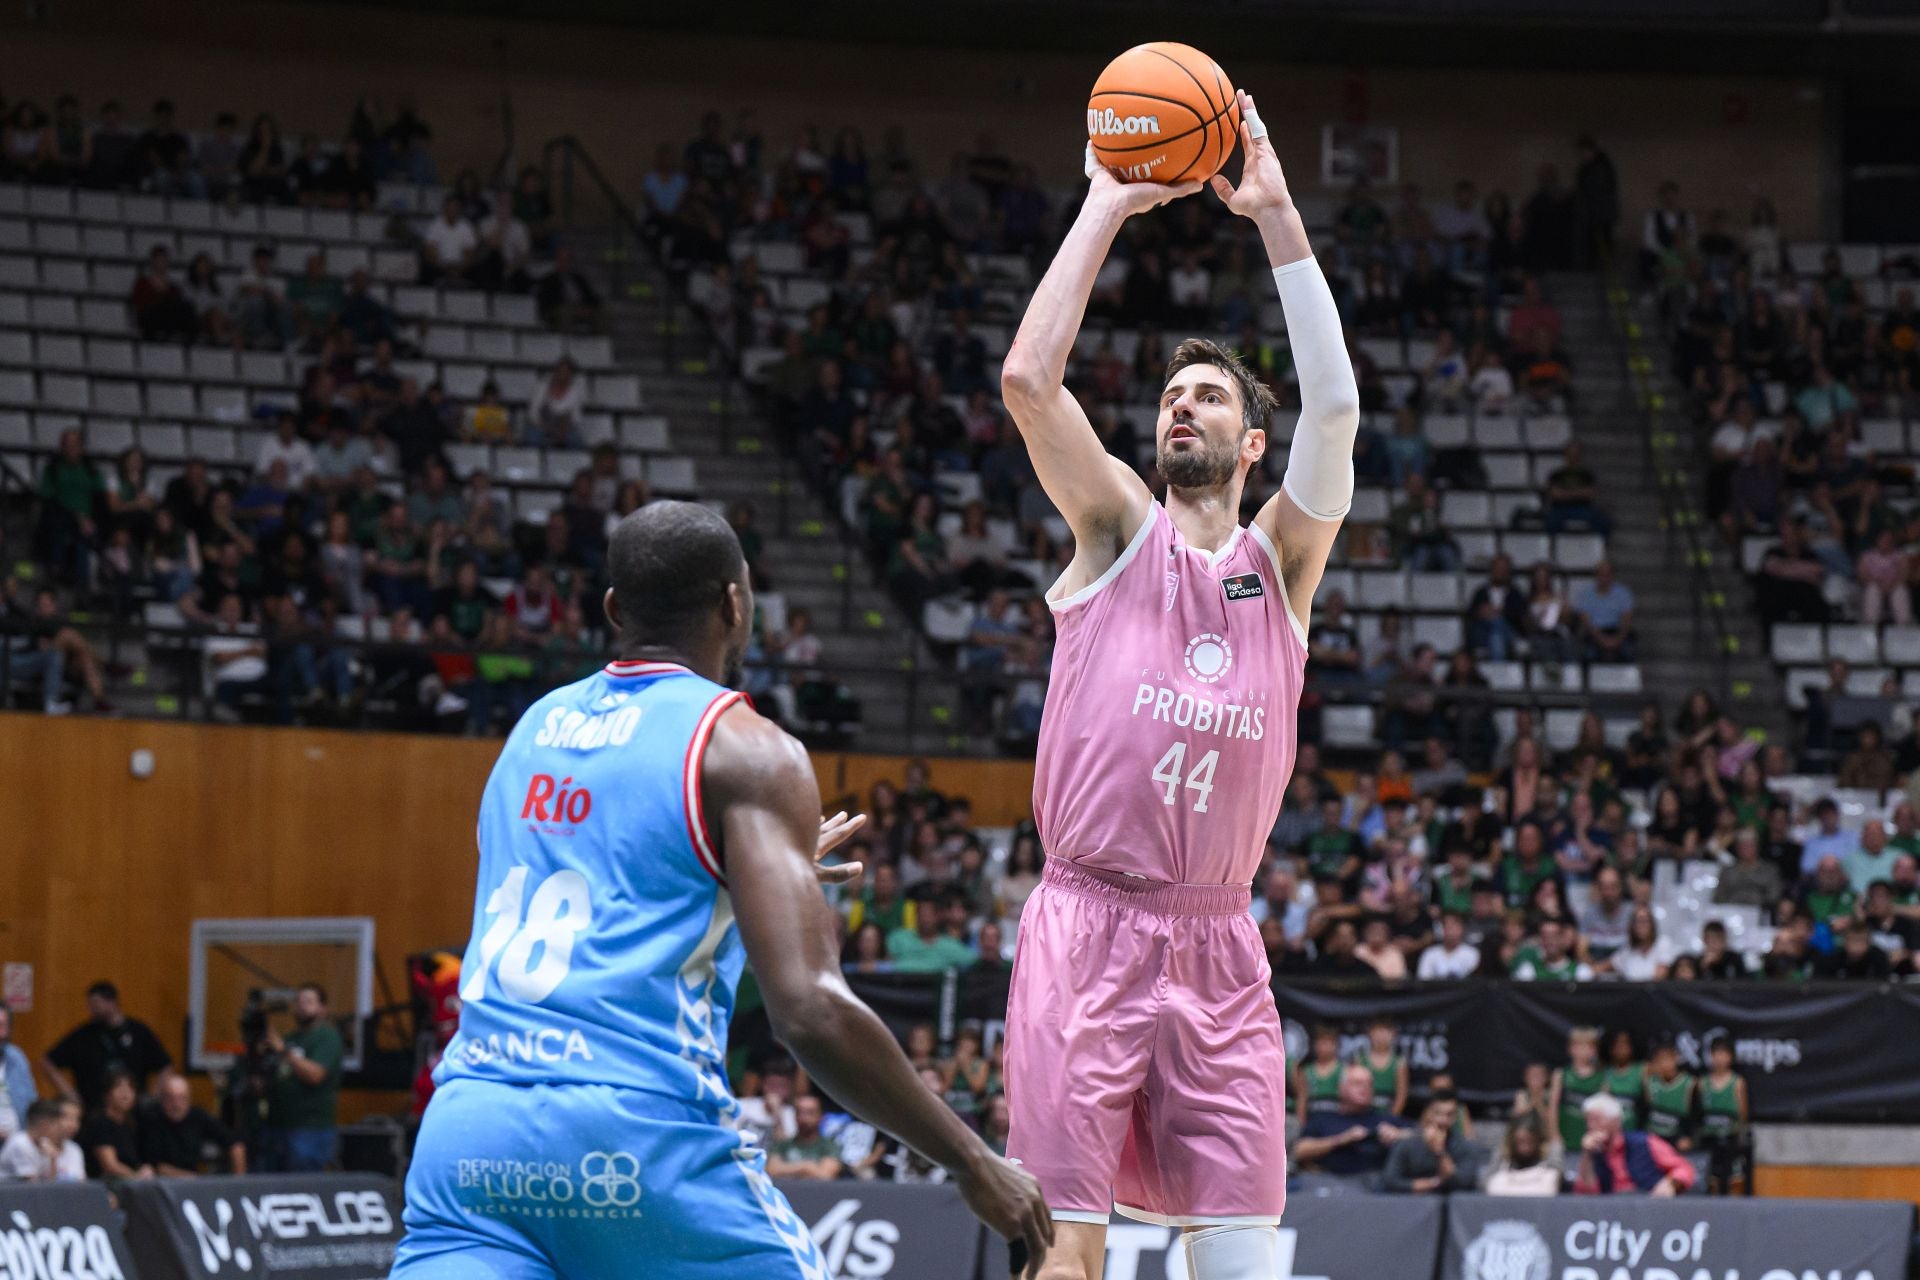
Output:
top-left (1466, 554), bottom-right (1528, 661)
top-left (1799, 799), bottom-right (1860, 875)
top-left (1417, 910), bottom-right (1481, 979)
top-left (238, 113), bottom-right (290, 202)
top-left (0, 1009), bottom-right (28, 1141)
top-left (1819, 919), bottom-right (1892, 979)
top-left (531, 244), bottom-right (603, 331)
top-left (34, 430), bottom-right (101, 588)
top-left (1572, 560), bottom-right (1636, 662)
top-left (1383, 1098), bottom-right (1478, 1194)
top-left (129, 245), bottom-right (198, 341)
top-left (1801, 854), bottom-right (1859, 928)
top-left (1713, 829), bottom-right (1784, 908)
top-left (254, 412), bottom-right (316, 490)
top-left (1795, 360), bottom-right (1858, 433)
top-left (1838, 725), bottom-right (1898, 793)
top-left (527, 358), bottom-right (585, 446)
top-left (1754, 517), bottom-right (1829, 625)
top-left (287, 252), bottom-right (345, 345)
top-left (764, 1095), bottom-right (843, 1181)
top-left (136, 99), bottom-right (200, 198)
top-left (1542, 441), bottom-right (1610, 537)
top-left (0, 1098), bottom-right (83, 1183)
top-left (887, 889), bottom-right (976, 973)
top-left (1292, 1064), bottom-right (1410, 1180)
top-left (1693, 921), bottom-right (1745, 979)
top-left (1512, 915), bottom-right (1592, 981)
top-left (474, 188), bottom-right (533, 293)
top-left (1468, 341), bottom-right (1515, 411)
top-left (1574, 1092), bottom-right (1693, 1196)
top-left (139, 1070), bottom-right (245, 1176)
top-left (1640, 181), bottom-right (1694, 285)
top-left (234, 244), bottom-right (294, 349)
top-left (1518, 564), bottom-right (1570, 661)
top-left (2, 100), bottom-right (53, 181)
top-left (1854, 528), bottom-right (1911, 626)
top-left (1842, 819), bottom-right (1898, 895)
top-left (420, 194), bottom-right (479, 285)
top-left (82, 99), bottom-right (136, 189)
top-left (1389, 474), bottom-right (1459, 572)
top-left (179, 252), bottom-right (234, 345)
top-left (1520, 330), bottom-right (1574, 408)
top-left (78, 1068), bottom-right (150, 1180)
top-left (1508, 276), bottom-right (1563, 351)
top-left (257, 983), bottom-right (342, 1173)
top-left (1609, 907), bottom-right (1672, 981)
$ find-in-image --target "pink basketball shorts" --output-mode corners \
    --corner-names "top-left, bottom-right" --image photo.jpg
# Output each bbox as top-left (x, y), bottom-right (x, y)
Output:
top-left (1004, 857), bottom-right (1288, 1226)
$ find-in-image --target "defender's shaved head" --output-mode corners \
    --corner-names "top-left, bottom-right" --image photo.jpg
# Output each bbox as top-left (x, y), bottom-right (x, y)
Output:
top-left (606, 500), bottom-right (751, 679)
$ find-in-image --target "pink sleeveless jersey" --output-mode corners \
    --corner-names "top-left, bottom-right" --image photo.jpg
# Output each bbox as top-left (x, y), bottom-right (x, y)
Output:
top-left (1033, 502), bottom-right (1307, 885)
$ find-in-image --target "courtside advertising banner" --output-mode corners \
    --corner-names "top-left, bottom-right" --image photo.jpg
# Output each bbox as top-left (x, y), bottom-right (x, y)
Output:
top-left (976, 1193), bottom-right (1444, 1280)
top-left (121, 1175), bottom-right (401, 1280)
top-left (0, 1181), bottom-right (141, 1280)
top-left (1269, 979), bottom-right (1920, 1121)
top-left (1442, 1193), bottom-right (1913, 1280)
top-left (777, 1179), bottom-right (982, 1279)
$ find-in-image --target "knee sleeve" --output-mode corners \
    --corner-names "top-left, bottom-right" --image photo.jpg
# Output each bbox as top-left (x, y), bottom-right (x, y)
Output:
top-left (1182, 1223), bottom-right (1278, 1280)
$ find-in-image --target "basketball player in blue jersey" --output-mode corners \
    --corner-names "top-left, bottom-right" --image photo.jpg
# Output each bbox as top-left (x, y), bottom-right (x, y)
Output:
top-left (393, 501), bottom-right (1050, 1279)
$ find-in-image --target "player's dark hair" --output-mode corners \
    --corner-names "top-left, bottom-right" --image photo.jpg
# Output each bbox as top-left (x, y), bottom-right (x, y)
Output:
top-left (87, 981), bottom-right (119, 1002)
top-left (607, 500), bottom-right (746, 649)
top-left (299, 981), bottom-right (328, 1005)
top-left (1164, 337), bottom-right (1277, 436)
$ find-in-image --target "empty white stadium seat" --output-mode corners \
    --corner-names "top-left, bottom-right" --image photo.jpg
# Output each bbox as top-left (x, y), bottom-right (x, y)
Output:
top-left (1770, 623), bottom-right (1823, 663)
top-left (1883, 627), bottom-right (1920, 666)
top-left (137, 344), bottom-right (187, 378)
top-left (1411, 616), bottom-right (1463, 652)
top-left (1587, 664), bottom-right (1644, 694)
top-left (1555, 533), bottom-right (1606, 571)
top-left (1323, 705), bottom-right (1376, 748)
top-left (1409, 573), bottom-right (1461, 610)
top-left (1357, 572), bottom-right (1409, 610)
top-left (1440, 492), bottom-right (1492, 528)
top-left (647, 456), bottom-right (697, 493)
top-left (1826, 625), bottom-right (1880, 665)
top-left (1348, 488), bottom-right (1391, 523)
top-left (1483, 453), bottom-right (1531, 489)
top-left (1424, 414), bottom-right (1470, 449)
top-left (1482, 661), bottom-right (1525, 691)
top-left (923, 598), bottom-right (976, 644)
top-left (620, 415), bottom-right (670, 452)
top-left (1500, 532), bottom-right (1551, 566)
top-left (1530, 663), bottom-right (1584, 693)
top-left (186, 425), bottom-right (238, 463)
top-left (590, 374), bottom-right (641, 411)
top-left (1474, 417), bottom-right (1523, 450)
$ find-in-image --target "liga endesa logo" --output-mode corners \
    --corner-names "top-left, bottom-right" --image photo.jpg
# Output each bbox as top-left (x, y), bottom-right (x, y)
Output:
top-left (521, 774), bottom-right (593, 833)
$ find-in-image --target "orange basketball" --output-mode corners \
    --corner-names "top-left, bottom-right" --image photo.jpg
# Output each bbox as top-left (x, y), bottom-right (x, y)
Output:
top-left (1087, 42), bottom-right (1240, 185)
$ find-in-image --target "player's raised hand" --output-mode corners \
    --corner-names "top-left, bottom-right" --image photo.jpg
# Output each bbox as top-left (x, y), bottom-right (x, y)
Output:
top-left (1210, 90), bottom-right (1293, 217)
top-left (955, 1151), bottom-right (1053, 1280)
top-left (1084, 144), bottom-right (1203, 219)
top-left (814, 810), bottom-right (867, 885)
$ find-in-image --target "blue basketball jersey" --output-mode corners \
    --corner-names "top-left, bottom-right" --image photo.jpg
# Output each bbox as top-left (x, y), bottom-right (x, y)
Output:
top-left (436, 659), bottom-right (747, 1113)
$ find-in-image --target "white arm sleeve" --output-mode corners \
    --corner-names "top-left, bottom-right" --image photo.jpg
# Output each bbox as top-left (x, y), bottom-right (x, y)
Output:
top-left (1274, 255), bottom-right (1361, 522)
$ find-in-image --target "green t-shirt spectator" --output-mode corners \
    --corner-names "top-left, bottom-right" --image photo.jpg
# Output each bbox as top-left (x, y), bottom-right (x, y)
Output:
top-left (288, 275), bottom-right (345, 330)
top-left (41, 458), bottom-right (104, 519)
top-left (1305, 828), bottom-right (1363, 886)
top-left (267, 1021), bottom-right (343, 1131)
top-left (1803, 885), bottom-right (1857, 924)
top-left (768, 1133), bottom-right (840, 1167)
top-left (888, 928), bottom-right (977, 974)
top-left (1501, 858), bottom-right (1557, 909)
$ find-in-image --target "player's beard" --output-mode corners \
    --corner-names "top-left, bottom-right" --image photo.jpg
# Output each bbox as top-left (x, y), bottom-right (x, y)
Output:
top-left (1157, 430), bottom-right (1240, 491)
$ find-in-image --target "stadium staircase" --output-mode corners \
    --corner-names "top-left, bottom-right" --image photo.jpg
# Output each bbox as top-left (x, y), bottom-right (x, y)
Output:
top-left (563, 222), bottom-right (968, 755)
top-left (1559, 272), bottom-right (1786, 740)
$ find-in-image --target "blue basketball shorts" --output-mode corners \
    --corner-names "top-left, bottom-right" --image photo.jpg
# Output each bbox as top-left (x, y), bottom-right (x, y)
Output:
top-left (391, 1078), bottom-right (829, 1280)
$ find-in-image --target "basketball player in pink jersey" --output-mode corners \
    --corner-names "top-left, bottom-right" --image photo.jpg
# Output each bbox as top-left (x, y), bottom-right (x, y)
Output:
top-left (998, 91), bottom-right (1358, 1280)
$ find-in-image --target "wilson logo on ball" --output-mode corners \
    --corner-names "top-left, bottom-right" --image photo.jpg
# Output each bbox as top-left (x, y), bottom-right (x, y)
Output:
top-left (1087, 107), bottom-right (1163, 137)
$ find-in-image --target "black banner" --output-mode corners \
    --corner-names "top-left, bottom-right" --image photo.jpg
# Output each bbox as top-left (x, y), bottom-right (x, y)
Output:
top-left (0, 1182), bottom-right (142, 1280)
top-left (1443, 1193), bottom-right (1912, 1280)
top-left (777, 1178), bottom-right (984, 1280)
top-left (976, 1194), bottom-right (1443, 1280)
top-left (1269, 979), bottom-right (1920, 1121)
top-left (121, 1175), bottom-right (401, 1280)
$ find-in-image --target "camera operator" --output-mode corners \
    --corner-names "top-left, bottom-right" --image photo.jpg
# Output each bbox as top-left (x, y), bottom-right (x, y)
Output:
top-left (257, 984), bottom-right (342, 1173)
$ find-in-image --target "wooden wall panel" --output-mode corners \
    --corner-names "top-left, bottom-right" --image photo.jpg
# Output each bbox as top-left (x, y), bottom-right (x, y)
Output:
top-left (0, 715), bottom-right (1032, 1115)
top-left (1755, 1165), bottom-right (1920, 1206)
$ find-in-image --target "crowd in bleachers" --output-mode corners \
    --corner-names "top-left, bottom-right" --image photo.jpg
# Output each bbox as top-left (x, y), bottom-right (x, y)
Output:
top-left (0, 91), bottom-right (735, 732)
top-left (658, 114), bottom-right (1647, 748)
top-left (717, 759), bottom-right (1782, 1195)
top-left (1657, 182), bottom-right (1920, 763)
